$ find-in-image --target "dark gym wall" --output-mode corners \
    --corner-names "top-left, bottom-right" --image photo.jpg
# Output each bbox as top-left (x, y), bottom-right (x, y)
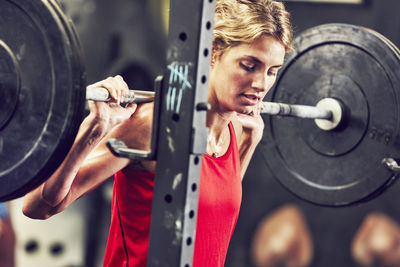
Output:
top-left (60, 0), bottom-right (166, 88)
top-left (226, 1), bottom-right (400, 267)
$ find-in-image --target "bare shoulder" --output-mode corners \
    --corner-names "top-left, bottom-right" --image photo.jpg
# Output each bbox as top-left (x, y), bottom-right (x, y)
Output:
top-left (110, 102), bottom-right (156, 171)
top-left (114, 102), bottom-right (154, 149)
top-left (127, 102), bottom-right (154, 127)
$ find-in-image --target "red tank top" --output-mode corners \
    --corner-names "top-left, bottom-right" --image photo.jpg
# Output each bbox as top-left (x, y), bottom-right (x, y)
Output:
top-left (103, 122), bottom-right (242, 267)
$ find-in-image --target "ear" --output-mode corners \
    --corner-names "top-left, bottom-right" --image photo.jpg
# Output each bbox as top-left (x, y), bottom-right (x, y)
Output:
top-left (210, 48), bottom-right (218, 68)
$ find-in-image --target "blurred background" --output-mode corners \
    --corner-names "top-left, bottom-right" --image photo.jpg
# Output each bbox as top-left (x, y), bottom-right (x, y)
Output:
top-left (4, 0), bottom-right (400, 266)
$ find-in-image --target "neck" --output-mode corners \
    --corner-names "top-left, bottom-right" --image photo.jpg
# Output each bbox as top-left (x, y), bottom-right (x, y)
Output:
top-left (206, 106), bottom-right (235, 138)
top-left (205, 87), bottom-right (236, 157)
top-left (205, 103), bottom-right (235, 157)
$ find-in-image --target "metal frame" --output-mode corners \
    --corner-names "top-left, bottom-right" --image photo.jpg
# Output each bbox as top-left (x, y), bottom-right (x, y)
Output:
top-left (147, 0), bottom-right (215, 266)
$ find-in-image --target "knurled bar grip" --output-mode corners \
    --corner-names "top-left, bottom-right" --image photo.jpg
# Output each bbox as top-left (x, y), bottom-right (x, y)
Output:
top-left (86, 87), bottom-right (155, 104)
top-left (262, 101), bottom-right (333, 120)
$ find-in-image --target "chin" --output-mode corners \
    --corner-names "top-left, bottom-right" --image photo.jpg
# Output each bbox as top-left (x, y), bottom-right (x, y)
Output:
top-left (236, 107), bottom-right (252, 115)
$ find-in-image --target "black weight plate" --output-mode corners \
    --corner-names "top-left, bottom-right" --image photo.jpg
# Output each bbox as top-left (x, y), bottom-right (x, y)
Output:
top-left (0, 0), bottom-right (85, 201)
top-left (0, 40), bottom-right (20, 130)
top-left (365, 28), bottom-right (400, 60)
top-left (261, 24), bottom-right (400, 206)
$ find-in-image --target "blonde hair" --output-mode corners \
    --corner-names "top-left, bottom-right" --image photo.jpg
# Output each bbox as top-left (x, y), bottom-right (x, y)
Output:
top-left (213, 0), bottom-right (293, 57)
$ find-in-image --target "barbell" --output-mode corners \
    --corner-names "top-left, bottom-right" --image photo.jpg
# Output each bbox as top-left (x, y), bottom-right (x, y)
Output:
top-left (1, 0), bottom-right (400, 206)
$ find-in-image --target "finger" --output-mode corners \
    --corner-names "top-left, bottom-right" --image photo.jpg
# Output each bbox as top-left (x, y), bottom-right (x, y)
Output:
top-left (115, 75), bottom-right (129, 103)
top-left (125, 103), bottom-right (138, 114)
top-left (258, 102), bottom-right (264, 114)
top-left (252, 107), bottom-right (259, 116)
top-left (108, 77), bottom-right (122, 104)
top-left (236, 113), bottom-right (248, 124)
top-left (88, 77), bottom-right (127, 104)
top-left (102, 81), bottom-right (119, 103)
top-left (260, 102), bottom-right (265, 111)
top-left (118, 89), bottom-right (122, 105)
top-left (253, 102), bottom-right (262, 116)
top-left (111, 77), bottom-right (121, 104)
top-left (99, 77), bottom-right (120, 102)
top-left (115, 75), bottom-right (129, 90)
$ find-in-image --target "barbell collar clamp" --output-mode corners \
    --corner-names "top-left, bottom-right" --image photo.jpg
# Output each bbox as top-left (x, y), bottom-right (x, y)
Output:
top-left (382, 158), bottom-right (400, 173)
top-left (262, 98), bottom-right (343, 131)
top-left (314, 98), bottom-right (343, 131)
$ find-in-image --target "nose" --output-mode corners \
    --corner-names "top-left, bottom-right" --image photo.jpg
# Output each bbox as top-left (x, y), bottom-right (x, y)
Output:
top-left (251, 72), bottom-right (269, 92)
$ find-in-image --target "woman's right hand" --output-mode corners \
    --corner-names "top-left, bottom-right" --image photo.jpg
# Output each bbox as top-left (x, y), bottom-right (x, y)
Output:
top-left (87, 75), bottom-right (138, 135)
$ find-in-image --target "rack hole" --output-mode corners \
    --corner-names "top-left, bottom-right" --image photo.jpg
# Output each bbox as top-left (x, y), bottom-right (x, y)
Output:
top-left (172, 113), bottom-right (180, 121)
top-left (25, 239), bottom-right (39, 254)
top-left (179, 32), bottom-right (187, 41)
top-left (165, 194), bottom-right (173, 203)
top-left (191, 183), bottom-right (197, 192)
top-left (189, 210), bottom-right (195, 219)
top-left (49, 242), bottom-right (64, 256)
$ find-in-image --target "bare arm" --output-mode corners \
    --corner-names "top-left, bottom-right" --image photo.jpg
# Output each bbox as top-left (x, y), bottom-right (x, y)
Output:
top-left (236, 103), bottom-right (264, 179)
top-left (22, 113), bottom-right (129, 219)
top-left (22, 76), bottom-right (154, 219)
top-left (238, 134), bottom-right (260, 179)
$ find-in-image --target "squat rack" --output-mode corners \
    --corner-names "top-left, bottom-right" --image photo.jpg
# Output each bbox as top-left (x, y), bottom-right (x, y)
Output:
top-left (111, 1), bottom-right (217, 266)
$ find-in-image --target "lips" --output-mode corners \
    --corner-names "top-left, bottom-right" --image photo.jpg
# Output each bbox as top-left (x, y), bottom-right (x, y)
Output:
top-left (241, 93), bottom-right (261, 105)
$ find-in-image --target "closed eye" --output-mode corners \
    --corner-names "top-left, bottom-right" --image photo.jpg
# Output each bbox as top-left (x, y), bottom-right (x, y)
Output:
top-left (268, 66), bottom-right (282, 77)
top-left (240, 62), bottom-right (256, 72)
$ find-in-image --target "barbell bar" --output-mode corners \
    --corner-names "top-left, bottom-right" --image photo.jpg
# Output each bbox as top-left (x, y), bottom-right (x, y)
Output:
top-left (88, 87), bottom-right (343, 131)
top-left (86, 87), bottom-right (155, 104)
top-left (261, 101), bottom-right (332, 120)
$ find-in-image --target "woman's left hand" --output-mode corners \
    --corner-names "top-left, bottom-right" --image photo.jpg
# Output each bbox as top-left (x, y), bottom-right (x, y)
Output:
top-left (236, 102), bottom-right (264, 144)
top-left (86, 75), bottom-right (138, 135)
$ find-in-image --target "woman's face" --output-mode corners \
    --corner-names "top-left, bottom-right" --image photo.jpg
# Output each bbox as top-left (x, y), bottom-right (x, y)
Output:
top-left (209, 35), bottom-right (286, 115)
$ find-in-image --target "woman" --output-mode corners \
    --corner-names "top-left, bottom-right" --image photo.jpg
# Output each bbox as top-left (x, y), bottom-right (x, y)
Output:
top-left (23, 0), bottom-right (292, 266)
